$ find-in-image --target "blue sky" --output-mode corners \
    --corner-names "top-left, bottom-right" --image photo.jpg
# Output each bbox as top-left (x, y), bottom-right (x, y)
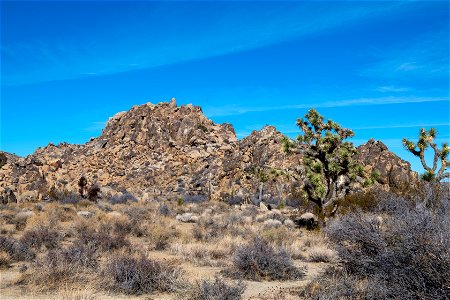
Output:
top-left (1, 0), bottom-right (449, 174)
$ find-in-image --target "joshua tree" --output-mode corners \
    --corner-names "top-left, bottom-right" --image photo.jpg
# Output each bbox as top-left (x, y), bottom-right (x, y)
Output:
top-left (78, 176), bottom-right (87, 198)
top-left (87, 184), bottom-right (101, 201)
top-left (402, 128), bottom-right (449, 182)
top-left (284, 109), bottom-right (363, 218)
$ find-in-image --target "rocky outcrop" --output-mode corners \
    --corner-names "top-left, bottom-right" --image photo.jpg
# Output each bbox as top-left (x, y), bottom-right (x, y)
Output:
top-left (356, 139), bottom-right (418, 188)
top-left (0, 99), bottom-right (417, 203)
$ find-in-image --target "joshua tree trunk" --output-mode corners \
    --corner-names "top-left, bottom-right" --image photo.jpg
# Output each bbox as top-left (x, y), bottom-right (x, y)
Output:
top-left (259, 182), bottom-right (264, 203)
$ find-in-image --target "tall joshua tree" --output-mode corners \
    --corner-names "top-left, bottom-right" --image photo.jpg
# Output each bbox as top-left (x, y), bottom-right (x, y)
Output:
top-left (402, 128), bottom-right (449, 182)
top-left (284, 109), bottom-right (363, 217)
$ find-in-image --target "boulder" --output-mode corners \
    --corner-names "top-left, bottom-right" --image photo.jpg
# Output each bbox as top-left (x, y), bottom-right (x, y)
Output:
top-left (293, 212), bottom-right (319, 230)
top-left (77, 211), bottom-right (94, 218)
top-left (176, 213), bottom-right (199, 223)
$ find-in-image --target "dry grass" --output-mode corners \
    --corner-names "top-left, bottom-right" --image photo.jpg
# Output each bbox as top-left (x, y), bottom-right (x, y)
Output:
top-left (170, 234), bottom-right (244, 267)
top-left (50, 287), bottom-right (98, 300)
top-left (0, 196), bottom-right (336, 299)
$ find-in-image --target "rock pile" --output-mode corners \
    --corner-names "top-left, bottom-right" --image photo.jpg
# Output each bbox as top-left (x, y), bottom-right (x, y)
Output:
top-left (0, 99), bottom-right (417, 203)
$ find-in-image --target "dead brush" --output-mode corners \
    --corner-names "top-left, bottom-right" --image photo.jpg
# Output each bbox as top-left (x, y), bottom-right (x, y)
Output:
top-left (306, 190), bottom-right (450, 299)
top-left (0, 250), bottom-right (11, 268)
top-left (170, 234), bottom-right (242, 267)
top-left (102, 252), bottom-right (188, 295)
top-left (77, 229), bottom-right (130, 252)
top-left (225, 236), bottom-right (305, 281)
top-left (24, 244), bottom-right (99, 292)
top-left (189, 276), bottom-right (246, 300)
top-left (147, 222), bottom-right (178, 250)
top-left (0, 236), bottom-right (35, 262)
top-left (260, 226), bottom-right (299, 247)
top-left (20, 225), bottom-right (61, 251)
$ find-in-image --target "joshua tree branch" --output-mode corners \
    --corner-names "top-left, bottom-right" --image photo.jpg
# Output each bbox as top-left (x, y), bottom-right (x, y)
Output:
top-left (429, 141), bottom-right (440, 172)
top-left (419, 150), bottom-right (432, 172)
top-left (437, 172), bottom-right (449, 181)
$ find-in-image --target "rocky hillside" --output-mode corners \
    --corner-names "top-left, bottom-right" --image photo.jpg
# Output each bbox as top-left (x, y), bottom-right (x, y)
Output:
top-left (0, 99), bottom-right (417, 203)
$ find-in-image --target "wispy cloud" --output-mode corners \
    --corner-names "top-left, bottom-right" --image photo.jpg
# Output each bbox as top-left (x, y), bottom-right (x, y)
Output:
top-left (375, 86), bottom-right (411, 93)
top-left (204, 96), bottom-right (449, 117)
top-left (362, 30), bottom-right (449, 79)
top-left (2, 1), bottom-right (405, 86)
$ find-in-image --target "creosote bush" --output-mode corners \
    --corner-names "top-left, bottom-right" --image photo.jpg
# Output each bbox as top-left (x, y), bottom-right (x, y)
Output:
top-left (103, 253), bottom-right (187, 295)
top-left (190, 276), bottom-right (246, 300)
top-left (226, 237), bottom-right (304, 281)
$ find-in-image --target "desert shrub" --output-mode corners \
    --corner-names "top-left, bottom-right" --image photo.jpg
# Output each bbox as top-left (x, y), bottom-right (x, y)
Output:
top-left (182, 194), bottom-right (208, 203)
top-left (256, 211), bottom-right (286, 223)
top-left (226, 237), bottom-right (304, 281)
top-left (159, 203), bottom-right (171, 216)
top-left (21, 225), bottom-right (61, 250)
top-left (312, 192), bottom-right (450, 299)
top-left (227, 196), bottom-right (244, 206)
top-left (0, 250), bottom-right (11, 268)
top-left (76, 227), bottom-right (130, 252)
top-left (28, 245), bottom-right (98, 290)
top-left (60, 193), bottom-right (82, 205)
top-left (190, 276), bottom-right (245, 300)
top-left (11, 211), bottom-right (34, 231)
top-left (99, 215), bottom-right (137, 237)
top-left (105, 216), bottom-right (145, 237)
top-left (333, 190), bottom-right (378, 215)
top-left (241, 205), bottom-right (258, 218)
top-left (261, 227), bottom-right (297, 246)
top-left (77, 199), bottom-right (94, 208)
top-left (194, 221), bottom-right (226, 242)
top-left (147, 223), bottom-right (175, 250)
top-left (225, 212), bottom-right (245, 226)
top-left (103, 253), bottom-right (187, 295)
top-left (302, 267), bottom-right (389, 299)
top-left (108, 192), bottom-right (138, 205)
top-left (62, 243), bottom-right (98, 268)
top-left (97, 201), bottom-right (113, 212)
top-left (122, 205), bottom-right (150, 223)
top-left (0, 236), bottom-right (35, 261)
top-left (307, 247), bottom-right (336, 263)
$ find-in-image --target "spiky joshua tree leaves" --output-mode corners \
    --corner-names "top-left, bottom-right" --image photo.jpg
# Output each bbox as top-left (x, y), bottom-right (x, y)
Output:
top-left (402, 128), bottom-right (449, 182)
top-left (284, 109), bottom-right (364, 218)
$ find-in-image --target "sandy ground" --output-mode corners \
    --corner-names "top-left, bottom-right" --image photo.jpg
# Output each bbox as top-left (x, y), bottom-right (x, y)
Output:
top-left (0, 258), bottom-right (328, 300)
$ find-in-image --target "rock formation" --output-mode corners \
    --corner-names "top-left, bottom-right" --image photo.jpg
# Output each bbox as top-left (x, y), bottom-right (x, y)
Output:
top-left (356, 139), bottom-right (418, 189)
top-left (0, 99), bottom-right (417, 203)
